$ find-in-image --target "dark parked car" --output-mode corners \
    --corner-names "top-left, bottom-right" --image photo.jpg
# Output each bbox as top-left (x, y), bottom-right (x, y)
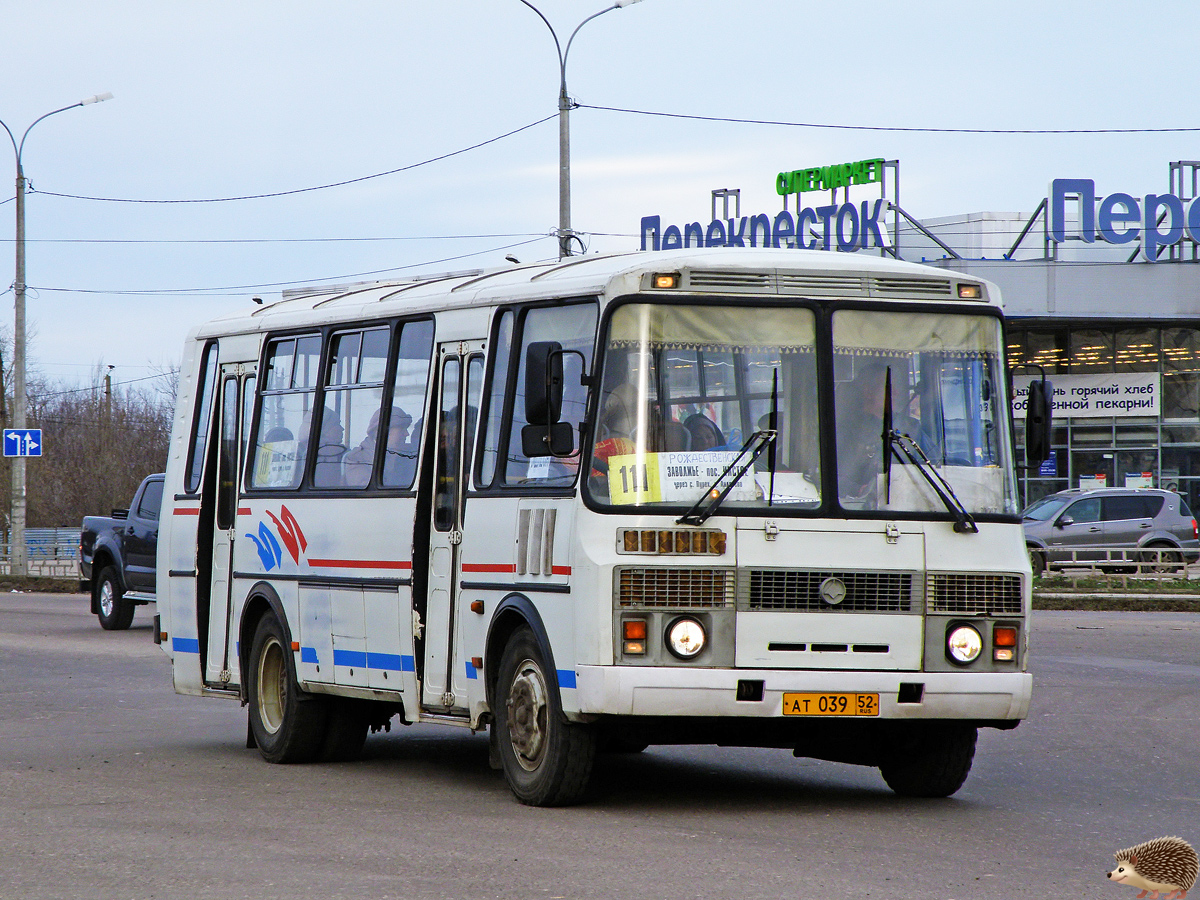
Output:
top-left (79, 474), bottom-right (163, 629)
top-left (1023, 487), bottom-right (1200, 576)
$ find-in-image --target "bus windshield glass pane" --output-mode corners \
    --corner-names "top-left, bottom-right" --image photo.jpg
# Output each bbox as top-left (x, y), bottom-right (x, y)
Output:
top-left (833, 309), bottom-right (1018, 516)
top-left (587, 303), bottom-right (820, 510)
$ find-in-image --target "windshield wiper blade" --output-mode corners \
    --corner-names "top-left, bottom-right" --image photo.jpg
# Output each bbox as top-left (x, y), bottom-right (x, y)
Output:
top-left (676, 429), bottom-right (775, 526)
top-left (887, 430), bottom-right (979, 534)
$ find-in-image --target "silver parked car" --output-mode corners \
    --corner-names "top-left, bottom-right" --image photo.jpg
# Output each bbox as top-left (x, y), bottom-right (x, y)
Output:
top-left (1022, 487), bottom-right (1200, 576)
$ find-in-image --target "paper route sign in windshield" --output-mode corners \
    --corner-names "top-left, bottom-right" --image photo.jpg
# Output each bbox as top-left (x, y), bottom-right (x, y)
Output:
top-left (607, 451), bottom-right (756, 506)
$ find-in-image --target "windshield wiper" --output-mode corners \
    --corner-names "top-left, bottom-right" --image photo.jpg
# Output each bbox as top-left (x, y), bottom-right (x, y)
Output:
top-left (878, 365), bottom-right (976, 534)
top-left (676, 429), bottom-right (775, 526)
top-left (887, 430), bottom-right (979, 534)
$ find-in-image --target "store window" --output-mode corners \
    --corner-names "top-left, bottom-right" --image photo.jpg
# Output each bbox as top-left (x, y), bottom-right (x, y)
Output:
top-left (1070, 328), bottom-right (1114, 373)
top-left (1162, 327), bottom-right (1200, 421)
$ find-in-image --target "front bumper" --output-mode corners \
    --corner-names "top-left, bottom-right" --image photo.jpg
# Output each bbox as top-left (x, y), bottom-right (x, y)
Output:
top-left (573, 665), bottom-right (1031, 722)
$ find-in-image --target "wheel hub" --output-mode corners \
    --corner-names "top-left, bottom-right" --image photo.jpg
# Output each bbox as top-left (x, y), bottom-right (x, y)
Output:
top-left (506, 659), bottom-right (548, 771)
top-left (98, 581), bottom-right (114, 618)
top-left (257, 637), bottom-right (286, 735)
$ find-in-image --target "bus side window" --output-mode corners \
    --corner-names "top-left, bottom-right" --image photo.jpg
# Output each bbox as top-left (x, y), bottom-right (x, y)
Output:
top-left (249, 335), bottom-right (321, 490)
top-left (381, 319), bottom-right (434, 490)
top-left (502, 302), bottom-right (598, 487)
top-left (185, 342), bottom-right (219, 494)
top-left (319, 327), bottom-right (388, 489)
top-left (477, 309), bottom-right (515, 489)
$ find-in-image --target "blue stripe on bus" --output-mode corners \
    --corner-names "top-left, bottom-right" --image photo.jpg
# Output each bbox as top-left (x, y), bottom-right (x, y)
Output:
top-left (325, 649), bottom-right (414, 673)
top-left (172, 637), bottom-right (200, 654)
top-left (367, 652), bottom-right (404, 671)
top-left (465, 660), bottom-right (478, 680)
top-left (332, 649), bottom-right (367, 668)
top-left (300, 646), bottom-right (318, 664)
top-left (557, 669), bottom-right (577, 689)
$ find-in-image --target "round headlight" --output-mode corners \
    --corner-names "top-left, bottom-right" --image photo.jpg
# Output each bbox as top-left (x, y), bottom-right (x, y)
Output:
top-left (947, 624), bottom-right (983, 665)
top-left (665, 617), bottom-right (706, 659)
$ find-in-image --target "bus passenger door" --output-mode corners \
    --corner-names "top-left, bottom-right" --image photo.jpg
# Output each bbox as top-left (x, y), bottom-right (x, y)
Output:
top-left (419, 341), bottom-right (483, 714)
top-left (204, 365), bottom-right (255, 686)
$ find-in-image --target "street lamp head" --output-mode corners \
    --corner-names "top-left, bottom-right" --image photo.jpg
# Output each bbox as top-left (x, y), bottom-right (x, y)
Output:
top-left (614, 0), bottom-right (643, 6)
top-left (81, 92), bottom-right (114, 106)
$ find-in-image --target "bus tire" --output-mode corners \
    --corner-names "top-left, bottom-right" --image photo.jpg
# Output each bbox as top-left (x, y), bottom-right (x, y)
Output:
top-left (96, 566), bottom-right (135, 631)
top-left (495, 626), bottom-right (596, 806)
top-left (319, 699), bottom-right (370, 762)
top-left (247, 612), bottom-right (327, 764)
top-left (879, 723), bottom-right (977, 798)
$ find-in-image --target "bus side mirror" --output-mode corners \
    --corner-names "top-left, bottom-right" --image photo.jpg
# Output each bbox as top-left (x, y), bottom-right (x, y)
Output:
top-left (1025, 378), bottom-right (1053, 469)
top-left (521, 422), bottom-right (575, 458)
top-left (525, 341), bottom-right (563, 426)
top-left (522, 341), bottom-right (574, 458)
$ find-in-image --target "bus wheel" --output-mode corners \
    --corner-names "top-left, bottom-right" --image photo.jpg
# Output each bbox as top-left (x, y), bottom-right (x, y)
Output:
top-left (247, 612), bottom-right (327, 764)
top-left (96, 566), bottom-right (134, 630)
top-left (495, 627), bottom-right (596, 806)
top-left (879, 724), bottom-right (977, 798)
top-left (319, 699), bottom-right (370, 762)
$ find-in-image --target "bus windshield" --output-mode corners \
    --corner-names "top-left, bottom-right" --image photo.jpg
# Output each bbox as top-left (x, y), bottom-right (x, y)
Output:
top-left (586, 301), bottom-right (1018, 518)
top-left (587, 302), bottom-right (821, 511)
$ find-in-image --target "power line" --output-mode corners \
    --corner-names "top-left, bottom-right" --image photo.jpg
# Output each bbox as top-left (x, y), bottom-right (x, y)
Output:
top-left (577, 104), bottom-right (1200, 134)
top-left (32, 115), bottom-right (556, 204)
top-left (35, 372), bottom-right (173, 399)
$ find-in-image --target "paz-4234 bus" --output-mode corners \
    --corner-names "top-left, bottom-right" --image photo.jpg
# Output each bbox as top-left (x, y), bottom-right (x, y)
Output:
top-left (156, 247), bottom-right (1044, 806)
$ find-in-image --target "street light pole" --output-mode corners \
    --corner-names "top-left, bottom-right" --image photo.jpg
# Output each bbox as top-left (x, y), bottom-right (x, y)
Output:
top-left (516, 0), bottom-right (643, 259)
top-left (1, 92), bottom-right (112, 576)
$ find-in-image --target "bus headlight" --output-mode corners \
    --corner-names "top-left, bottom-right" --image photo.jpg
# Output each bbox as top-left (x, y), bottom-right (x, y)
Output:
top-left (946, 624), bottom-right (983, 665)
top-left (665, 617), bottom-right (706, 659)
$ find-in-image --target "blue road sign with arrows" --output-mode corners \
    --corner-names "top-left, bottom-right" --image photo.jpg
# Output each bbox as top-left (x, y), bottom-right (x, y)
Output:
top-left (3, 429), bottom-right (42, 457)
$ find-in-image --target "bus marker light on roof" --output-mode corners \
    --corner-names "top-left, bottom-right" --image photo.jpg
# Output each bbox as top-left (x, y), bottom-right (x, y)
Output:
top-left (957, 284), bottom-right (983, 299)
top-left (653, 273), bottom-right (680, 289)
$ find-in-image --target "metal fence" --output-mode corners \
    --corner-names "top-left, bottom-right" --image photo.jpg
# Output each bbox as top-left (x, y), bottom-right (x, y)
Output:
top-left (0, 527), bottom-right (79, 578)
top-left (1032, 545), bottom-right (1199, 586)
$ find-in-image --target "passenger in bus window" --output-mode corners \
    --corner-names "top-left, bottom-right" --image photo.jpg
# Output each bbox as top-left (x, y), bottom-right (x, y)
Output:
top-left (683, 413), bottom-right (724, 451)
top-left (381, 408), bottom-right (416, 487)
top-left (304, 407), bottom-right (346, 488)
top-left (836, 362), bottom-right (890, 507)
top-left (590, 383), bottom-right (637, 479)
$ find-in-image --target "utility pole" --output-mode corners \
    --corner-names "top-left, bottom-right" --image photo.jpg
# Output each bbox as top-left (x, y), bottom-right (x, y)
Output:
top-left (1, 92), bottom-right (112, 576)
top-left (515, 1), bottom-right (644, 259)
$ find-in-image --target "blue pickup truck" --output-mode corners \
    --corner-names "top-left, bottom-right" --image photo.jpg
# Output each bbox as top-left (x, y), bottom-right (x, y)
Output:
top-left (79, 473), bottom-right (163, 630)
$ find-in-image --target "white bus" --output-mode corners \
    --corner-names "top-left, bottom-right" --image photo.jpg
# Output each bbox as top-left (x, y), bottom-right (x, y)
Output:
top-left (157, 247), bottom-right (1039, 806)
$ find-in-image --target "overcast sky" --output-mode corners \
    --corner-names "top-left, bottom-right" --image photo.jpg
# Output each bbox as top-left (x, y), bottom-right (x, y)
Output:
top-left (2, 0), bottom-right (1194, 390)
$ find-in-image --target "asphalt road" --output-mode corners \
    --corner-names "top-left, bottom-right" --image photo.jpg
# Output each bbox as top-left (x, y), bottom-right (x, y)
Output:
top-left (2, 593), bottom-right (1198, 900)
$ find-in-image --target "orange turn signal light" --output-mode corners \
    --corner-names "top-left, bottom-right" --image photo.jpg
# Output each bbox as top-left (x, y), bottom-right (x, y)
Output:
top-left (623, 620), bottom-right (647, 641)
top-left (993, 626), bottom-right (1018, 647)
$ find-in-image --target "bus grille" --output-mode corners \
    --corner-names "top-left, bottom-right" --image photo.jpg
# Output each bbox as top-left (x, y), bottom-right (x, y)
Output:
top-left (926, 573), bottom-right (1023, 615)
top-left (742, 570), bottom-right (914, 612)
top-left (617, 568), bottom-right (736, 608)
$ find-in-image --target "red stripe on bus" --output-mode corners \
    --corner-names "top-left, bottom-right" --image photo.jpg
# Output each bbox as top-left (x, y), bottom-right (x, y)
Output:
top-left (461, 563), bottom-right (516, 574)
top-left (307, 558), bottom-right (412, 570)
top-left (237, 507), bottom-right (251, 516)
top-left (551, 566), bottom-right (572, 575)
top-left (173, 508), bottom-right (200, 516)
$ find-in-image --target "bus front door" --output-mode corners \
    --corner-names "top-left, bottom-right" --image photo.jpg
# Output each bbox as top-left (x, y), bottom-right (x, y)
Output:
top-left (419, 342), bottom-right (483, 715)
top-left (202, 365), bottom-right (255, 687)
